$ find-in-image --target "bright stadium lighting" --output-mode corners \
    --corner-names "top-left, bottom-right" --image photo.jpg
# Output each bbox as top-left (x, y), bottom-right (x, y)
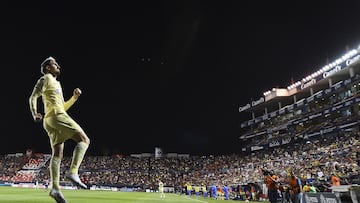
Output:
top-left (269, 45), bottom-right (359, 100)
top-left (263, 90), bottom-right (271, 96)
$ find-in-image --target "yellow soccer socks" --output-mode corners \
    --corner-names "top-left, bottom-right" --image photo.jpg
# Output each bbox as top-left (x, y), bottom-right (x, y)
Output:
top-left (50, 156), bottom-right (61, 190)
top-left (69, 142), bottom-right (89, 175)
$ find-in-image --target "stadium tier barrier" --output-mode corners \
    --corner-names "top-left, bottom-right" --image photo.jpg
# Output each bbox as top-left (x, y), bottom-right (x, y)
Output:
top-left (331, 185), bottom-right (360, 203)
top-left (303, 192), bottom-right (340, 203)
top-left (349, 185), bottom-right (360, 203)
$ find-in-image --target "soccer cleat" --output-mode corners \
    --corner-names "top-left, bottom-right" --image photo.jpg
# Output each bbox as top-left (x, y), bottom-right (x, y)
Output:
top-left (65, 173), bottom-right (88, 189)
top-left (49, 189), bottom-right (68, 203)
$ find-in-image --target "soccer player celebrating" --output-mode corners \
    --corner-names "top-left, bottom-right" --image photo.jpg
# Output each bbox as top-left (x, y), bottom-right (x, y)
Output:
top-left (29, 56), bottom-right (90, 203)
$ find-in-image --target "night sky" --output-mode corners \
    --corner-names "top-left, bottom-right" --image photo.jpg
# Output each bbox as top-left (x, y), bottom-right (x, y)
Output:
top-left (1, 1), bottom-right (360, 156)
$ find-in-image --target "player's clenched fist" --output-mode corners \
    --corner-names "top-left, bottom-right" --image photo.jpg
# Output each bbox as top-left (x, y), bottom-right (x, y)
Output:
top-left (73, 88), bottom-right (82, 99)
top-left (33, 112), bottom-right (43, 122)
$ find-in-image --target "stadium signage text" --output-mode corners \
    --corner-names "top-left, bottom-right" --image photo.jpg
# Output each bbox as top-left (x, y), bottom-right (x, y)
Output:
top-left (305, 196), bottom-right (318, 203)
top-left (250, 145), bottom-right (263, 151)
top-left (269, 140), bottom-right (281, 147)
top-left (270, 111), bottom-right (277, 118)
top-left (252, 97), bottom-right (264, 106)
top-left (323, 65), bottom-right (342, 78)
top-left (346, 54), bottom-right (360, 66)
top-left (239, 103), bottom-right (251, 112)
top-left (324, 88), bottom-right (332, 94)
top-left (282, 137), bottom-right (291, 144)
top-left (344, 78), bottom-right (352, 85)
top-left (301, 78), bottom-right (317, 89)
top-left (301, 78), bottom-right (316, 89)
top-left (239, 97), bottom-right (264, 112)
top-left (303, 193), bottom-right (339, 203)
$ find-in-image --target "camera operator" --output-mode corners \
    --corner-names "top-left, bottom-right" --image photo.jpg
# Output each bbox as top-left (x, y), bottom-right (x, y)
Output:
top-left (263, 168), bottom-right (280, 203)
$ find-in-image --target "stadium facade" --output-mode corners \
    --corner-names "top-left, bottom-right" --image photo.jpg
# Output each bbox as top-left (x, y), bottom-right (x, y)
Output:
top-left (238, 44), bottom-right (360, 152)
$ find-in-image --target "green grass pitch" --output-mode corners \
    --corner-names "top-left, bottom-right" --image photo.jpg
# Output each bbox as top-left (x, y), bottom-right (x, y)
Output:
top-left (0, 187), bottom-right (257, 203)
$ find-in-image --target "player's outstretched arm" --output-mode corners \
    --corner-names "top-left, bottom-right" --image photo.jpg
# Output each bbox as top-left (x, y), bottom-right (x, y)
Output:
top-left (64, 88), bottom-right (82, 111)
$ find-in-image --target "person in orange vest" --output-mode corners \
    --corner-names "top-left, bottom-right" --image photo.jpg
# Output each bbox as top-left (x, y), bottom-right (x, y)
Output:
top-left (264, 169), bottom-right (280, 203)
top-left (331, 172), bottom-right (341, 186)
top-left (289, 172), bottom-right (303, 203)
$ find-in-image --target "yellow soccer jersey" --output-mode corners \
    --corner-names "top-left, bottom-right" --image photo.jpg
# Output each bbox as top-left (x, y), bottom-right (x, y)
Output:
top-left (29, 73), bottom-right (76, 118)
top-left (159, 181), bottom-right (164, 189)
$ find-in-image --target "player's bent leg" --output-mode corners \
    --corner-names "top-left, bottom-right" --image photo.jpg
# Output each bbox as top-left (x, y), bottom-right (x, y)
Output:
top-left (65, 173), bottom-right (88, 189)
top-left (67, 132), bottom-right (90, 189)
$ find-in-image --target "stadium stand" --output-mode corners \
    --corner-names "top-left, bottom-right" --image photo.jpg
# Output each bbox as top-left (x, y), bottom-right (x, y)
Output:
top-left (237, 44), bottom-right (360, 202)
top-left (0, 136), bottom-right (359, 201)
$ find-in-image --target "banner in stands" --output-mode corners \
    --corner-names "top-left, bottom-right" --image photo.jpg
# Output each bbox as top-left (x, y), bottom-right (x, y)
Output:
top-left (250, 145), bottom-right (263, 151)
top-left (155, 147), bottom-right (163, 159)
top-left (303, 192), bottom-right (339, 203)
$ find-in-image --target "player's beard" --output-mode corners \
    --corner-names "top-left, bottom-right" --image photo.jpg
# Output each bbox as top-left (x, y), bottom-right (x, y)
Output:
top-left (55, 70), bottom-right (60, 77)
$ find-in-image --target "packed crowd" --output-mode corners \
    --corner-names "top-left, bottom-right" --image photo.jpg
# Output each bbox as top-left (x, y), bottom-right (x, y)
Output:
top-left (0, 129), bottom-right (359, 200)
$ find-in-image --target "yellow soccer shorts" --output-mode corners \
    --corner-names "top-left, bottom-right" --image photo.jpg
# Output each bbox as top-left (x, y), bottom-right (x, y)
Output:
top-left (43, 112), bottom-right (84, 146)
